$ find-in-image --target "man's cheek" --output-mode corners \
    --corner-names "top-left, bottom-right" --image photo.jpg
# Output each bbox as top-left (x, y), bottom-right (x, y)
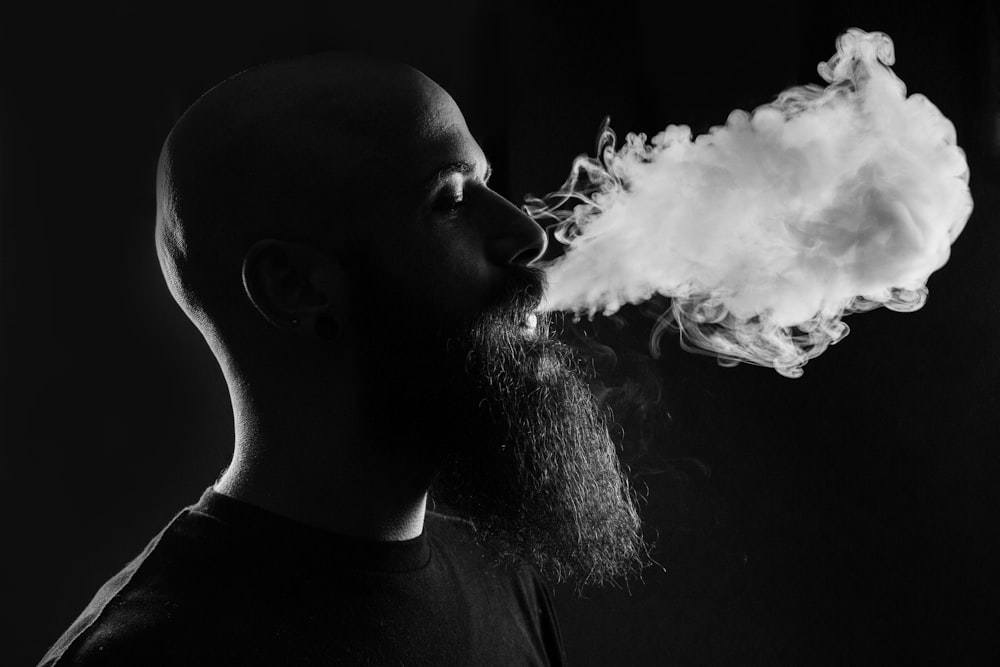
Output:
top-left (440, 277), bottom-right (511, 330)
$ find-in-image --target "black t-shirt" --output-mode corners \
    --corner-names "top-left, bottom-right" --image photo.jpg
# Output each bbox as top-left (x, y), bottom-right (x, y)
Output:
top-left (40, 487), bottom-right (566, 666)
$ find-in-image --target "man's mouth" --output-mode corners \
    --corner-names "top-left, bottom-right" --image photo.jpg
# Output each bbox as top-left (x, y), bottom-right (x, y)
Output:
top-left (519, 312), bottom-right (538, 336)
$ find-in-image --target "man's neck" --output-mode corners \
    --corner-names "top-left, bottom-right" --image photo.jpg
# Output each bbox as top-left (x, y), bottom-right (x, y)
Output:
top-left (214, 423), bottom-right (430, 542)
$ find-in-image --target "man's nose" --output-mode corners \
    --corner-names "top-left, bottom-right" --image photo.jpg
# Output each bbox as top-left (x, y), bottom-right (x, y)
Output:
top-left (486, 198), bottom-right (549, 267)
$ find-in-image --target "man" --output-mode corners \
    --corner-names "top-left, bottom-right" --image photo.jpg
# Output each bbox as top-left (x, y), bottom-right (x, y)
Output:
top-left (40, 53), bottom-right (646, 666)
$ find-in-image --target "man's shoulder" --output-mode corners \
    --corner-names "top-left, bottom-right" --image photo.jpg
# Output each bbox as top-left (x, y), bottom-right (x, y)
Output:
top-left (40, 598), bottom-right (250, 667)
top-left (39, 506), bottom-right (247, 666)
top-left (39, 591), bottom-right (240, 666)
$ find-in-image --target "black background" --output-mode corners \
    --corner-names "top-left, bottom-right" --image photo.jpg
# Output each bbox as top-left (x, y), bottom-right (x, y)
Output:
top-left (3, 1), bottom-right (998, 665)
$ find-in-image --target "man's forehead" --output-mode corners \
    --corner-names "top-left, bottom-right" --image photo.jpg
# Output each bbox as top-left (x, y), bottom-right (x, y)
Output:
top-left (188, 54), bottom-right (488, 203)
top-left (283, 58), bottom-right (460, 137)
top-left (309, 84), bottom-right (487, 195)
top-left (211, 55), bottom-right (462, 145)
top-left (271, 61), bottom-right (480, 163)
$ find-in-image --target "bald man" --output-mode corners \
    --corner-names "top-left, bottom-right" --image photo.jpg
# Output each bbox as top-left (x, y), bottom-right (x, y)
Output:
top-left (40, 54), bottom-right (646, 666)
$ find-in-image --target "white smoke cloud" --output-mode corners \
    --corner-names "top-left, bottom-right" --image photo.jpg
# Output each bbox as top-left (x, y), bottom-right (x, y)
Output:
top-left (528, 29), bottom-right (973, 378)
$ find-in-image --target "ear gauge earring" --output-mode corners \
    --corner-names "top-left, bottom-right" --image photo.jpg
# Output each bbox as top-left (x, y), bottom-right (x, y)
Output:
top-left (315, 316), bottom-right (340, 341)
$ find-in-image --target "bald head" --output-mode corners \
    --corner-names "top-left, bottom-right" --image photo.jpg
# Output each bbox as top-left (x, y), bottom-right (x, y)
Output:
top-left (156, 54), bottom-right (467, 345)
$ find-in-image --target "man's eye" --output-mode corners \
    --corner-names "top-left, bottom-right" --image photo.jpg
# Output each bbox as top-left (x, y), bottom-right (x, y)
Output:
top-left (434, 192), bottom-right (464, 212)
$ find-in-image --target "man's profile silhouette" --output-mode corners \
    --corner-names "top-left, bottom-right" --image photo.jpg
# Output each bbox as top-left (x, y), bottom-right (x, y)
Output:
top-left (40, 53), bottom-right (646, 666)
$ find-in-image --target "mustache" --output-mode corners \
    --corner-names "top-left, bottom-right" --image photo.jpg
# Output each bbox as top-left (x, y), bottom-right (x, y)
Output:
top-left (430, 266), bottom-right (551, 357)
top-left (448, 265), bottom-right (554, 353)
top-left (489, 265), bottom-right (547, 321)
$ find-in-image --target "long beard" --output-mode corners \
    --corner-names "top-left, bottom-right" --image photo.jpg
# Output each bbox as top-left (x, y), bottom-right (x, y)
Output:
top-left (429, 270), bottom-right (649, 587)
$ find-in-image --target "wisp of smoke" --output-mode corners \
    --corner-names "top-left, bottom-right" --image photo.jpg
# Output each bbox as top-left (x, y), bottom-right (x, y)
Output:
top-left (527, 29), bottom-right (973, 378)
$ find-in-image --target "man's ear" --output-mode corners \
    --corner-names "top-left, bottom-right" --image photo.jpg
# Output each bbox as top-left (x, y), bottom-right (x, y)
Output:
top-left (241, 238), bottom-right (349, 336)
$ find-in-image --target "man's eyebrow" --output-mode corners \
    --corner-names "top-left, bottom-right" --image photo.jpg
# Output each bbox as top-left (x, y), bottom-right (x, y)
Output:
top-left (422, 160), bottom-right (493, 194)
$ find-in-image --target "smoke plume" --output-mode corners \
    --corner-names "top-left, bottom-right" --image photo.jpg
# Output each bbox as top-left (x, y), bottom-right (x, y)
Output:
top-left (527, 29), bottom-right (973, 378)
